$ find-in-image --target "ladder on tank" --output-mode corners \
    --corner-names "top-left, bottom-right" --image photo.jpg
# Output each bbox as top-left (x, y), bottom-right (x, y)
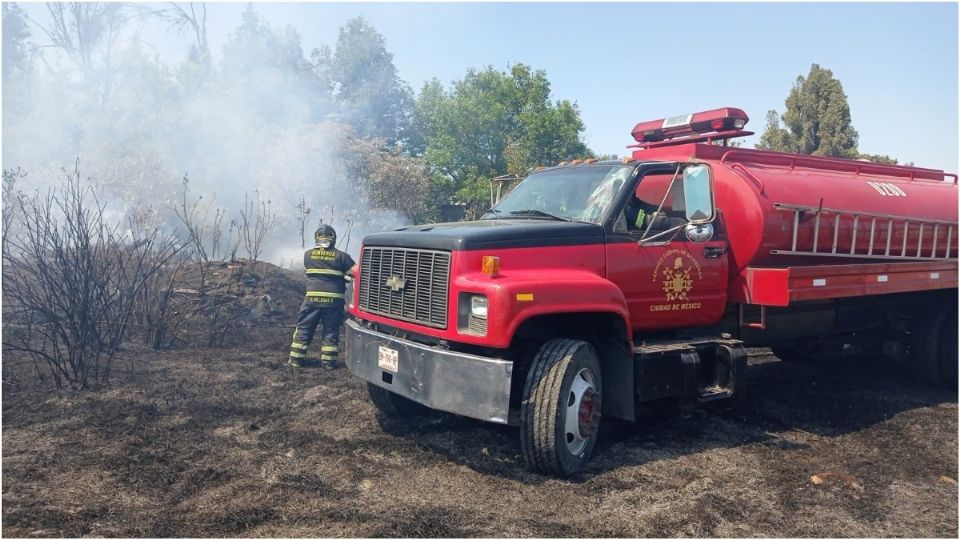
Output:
top-left (772, 203), bottom-right (958, 261)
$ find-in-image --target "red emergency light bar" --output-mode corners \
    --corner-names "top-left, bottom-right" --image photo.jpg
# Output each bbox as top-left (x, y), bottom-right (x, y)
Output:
top-left (631, 107), bottom-right (750, 144)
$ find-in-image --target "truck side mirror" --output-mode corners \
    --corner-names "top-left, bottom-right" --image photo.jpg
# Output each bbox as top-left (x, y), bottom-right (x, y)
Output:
top-left (682, 165), bottom-right (714, 223)
top-left (685, 222), bottom-right (714, 243)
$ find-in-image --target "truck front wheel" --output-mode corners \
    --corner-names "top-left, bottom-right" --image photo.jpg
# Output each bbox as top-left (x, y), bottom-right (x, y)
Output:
top-left (366, 383), bottom-right (427, 417)
top-left (520, 339), bottom-right (603, 477)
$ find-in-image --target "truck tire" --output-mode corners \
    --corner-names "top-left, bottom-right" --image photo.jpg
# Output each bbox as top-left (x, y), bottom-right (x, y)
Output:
top-left (910, 306), bottom-right (958, 390)
top-left (520, 339), bottom-right (602, 477)
top-left (366, 383), bottom-right (426, 417)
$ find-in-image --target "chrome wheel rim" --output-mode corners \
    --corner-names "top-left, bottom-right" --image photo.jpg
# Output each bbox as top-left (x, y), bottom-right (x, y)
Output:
top-left (564, 367), bottom-right (598, 456)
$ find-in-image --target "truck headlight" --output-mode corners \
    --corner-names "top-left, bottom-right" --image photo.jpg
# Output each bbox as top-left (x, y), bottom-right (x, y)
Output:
top-left (470, 296), bottom-right (488, 319)
top-left (458, 293), bottom-right (488, 336)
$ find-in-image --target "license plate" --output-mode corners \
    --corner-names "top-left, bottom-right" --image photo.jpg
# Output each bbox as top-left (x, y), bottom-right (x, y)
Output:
top-left (378, 345), bottom-right (399, 372)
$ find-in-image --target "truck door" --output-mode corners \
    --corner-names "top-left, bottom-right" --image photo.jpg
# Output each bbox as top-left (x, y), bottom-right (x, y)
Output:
top-left (605, 164), bottom-right (729, 331)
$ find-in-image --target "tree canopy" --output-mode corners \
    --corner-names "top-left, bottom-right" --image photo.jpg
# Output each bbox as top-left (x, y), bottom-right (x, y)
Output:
top-left (2, 3), bottom-right (32, 84)
top-left (757, 64), bottom-right (859, 158)
top-left (2, 2), bottom-right (33, 127)
top-left (313, 17), bottom-right (416, 147)
top-left (416, 64), bottom-right (590, 218)
top-left (219, 6), bottom-right (330, 124)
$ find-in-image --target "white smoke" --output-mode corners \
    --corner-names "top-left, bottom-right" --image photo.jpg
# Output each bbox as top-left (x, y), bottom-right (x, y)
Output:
top-left (2, 4), bottom-right (406, 263)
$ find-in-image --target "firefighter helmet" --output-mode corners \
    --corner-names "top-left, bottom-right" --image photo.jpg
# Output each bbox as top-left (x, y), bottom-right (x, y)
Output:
top-left (314, 224), bottom-right (336, 247)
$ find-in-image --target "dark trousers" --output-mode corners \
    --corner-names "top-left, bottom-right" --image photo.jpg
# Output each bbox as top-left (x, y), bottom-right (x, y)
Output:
top-left (289, 298), bottom-right (345, 363)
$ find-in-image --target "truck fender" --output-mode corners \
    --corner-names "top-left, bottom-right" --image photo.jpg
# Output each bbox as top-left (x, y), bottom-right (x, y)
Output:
top-left (453, 269), bottom-right (629, 341)
top-left (456, 270), bottom-right (635, 420)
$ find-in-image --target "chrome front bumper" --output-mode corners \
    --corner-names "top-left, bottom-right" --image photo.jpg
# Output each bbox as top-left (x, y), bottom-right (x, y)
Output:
top-left (345, 319), bottom-right (513, 424)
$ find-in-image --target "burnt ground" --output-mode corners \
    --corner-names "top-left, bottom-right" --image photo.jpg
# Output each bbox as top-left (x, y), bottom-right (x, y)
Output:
top-left (2, 332), bottom-right (957, 537)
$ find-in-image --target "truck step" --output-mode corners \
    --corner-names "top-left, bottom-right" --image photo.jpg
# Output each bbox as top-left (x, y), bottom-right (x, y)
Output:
top-left (634, 336), bottom-right (740, 355)
top-left (633, 338), bottom-right (747, 405)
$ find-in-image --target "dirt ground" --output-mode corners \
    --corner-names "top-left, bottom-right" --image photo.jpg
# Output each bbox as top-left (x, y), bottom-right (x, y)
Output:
top-left (3, 331), bottom-right (957, 537)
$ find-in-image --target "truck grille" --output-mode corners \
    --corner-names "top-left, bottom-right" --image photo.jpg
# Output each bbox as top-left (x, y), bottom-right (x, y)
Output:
top-left (358, 247), bottom-right (451, 329)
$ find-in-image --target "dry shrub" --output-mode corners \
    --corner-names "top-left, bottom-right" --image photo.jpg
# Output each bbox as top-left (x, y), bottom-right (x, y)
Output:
top-left (2, 164), bottom-right (182, 389)
top-left (341, 134), bottom-right (438, 224)
top-left (238, 190), bottom-right (277, 266)
top-left (170, 181), bottom-right (265, 348)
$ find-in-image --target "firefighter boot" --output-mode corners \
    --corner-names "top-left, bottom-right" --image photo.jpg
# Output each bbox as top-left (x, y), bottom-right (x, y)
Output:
top-left (289, 338), bottom-right (310, 369)
top-left (319, 344), bottom-right (340, 370)
top-left (288, 341), bottom-right (307, 368)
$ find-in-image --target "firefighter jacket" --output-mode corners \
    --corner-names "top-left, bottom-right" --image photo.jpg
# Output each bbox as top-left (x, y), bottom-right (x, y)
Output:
top-left (303, 246), bottom-right (355, 303)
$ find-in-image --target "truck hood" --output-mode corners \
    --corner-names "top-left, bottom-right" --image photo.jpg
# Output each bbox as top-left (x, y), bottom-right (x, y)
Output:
top-left (362, 219), bottom-right (605, 251)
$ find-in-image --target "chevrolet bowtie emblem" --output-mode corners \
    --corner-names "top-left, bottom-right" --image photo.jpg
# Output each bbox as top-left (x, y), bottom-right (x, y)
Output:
top-left (385, 275), bottom-right (407, 292)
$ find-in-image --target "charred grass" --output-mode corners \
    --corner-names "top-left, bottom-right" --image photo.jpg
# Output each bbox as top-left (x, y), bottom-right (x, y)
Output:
top-left (3, 336), bottom-right (957, 537)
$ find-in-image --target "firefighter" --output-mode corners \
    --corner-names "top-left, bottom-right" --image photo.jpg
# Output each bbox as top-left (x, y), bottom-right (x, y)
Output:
top-left (289, 224), bottom-right (357, 369)
top-left (625, 196), bottom-right (659, 231)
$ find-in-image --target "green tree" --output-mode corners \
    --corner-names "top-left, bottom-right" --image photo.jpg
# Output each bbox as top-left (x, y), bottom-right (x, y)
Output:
top-left (417, 64), bottom-right (590, 218)
top-left (757, 64), bottom-right (859, 158)
top-left (341, 135), bottom-right (438, 224)
top-left (2, 2), bottom-right (33, 127)
top-left (221, 5), bottom-right (276, 73)
top-left (314, 17), bottom-right (416, 146)
top-left (2, 3), bottom-right (32, 85)
top-left (756, 110), bottom-right (795, 153)
top-left (220, 5), bottom-right (330, 123)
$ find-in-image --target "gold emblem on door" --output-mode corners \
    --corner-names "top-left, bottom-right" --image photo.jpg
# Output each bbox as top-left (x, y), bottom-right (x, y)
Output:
top-left (662, 257), bottom-right (694, 301)
top-left (650, 249), bottom-right (704, 311)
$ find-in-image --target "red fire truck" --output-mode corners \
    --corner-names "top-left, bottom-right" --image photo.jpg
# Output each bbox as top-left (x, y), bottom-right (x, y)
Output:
top-left (345, 107), bottom-right (958, 476)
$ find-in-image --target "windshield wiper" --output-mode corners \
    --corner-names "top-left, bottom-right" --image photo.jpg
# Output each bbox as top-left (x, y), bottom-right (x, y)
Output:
top-left (480, 208), bottom-right (503, 220)
top-left (508, 209), bottom-right (572, 222)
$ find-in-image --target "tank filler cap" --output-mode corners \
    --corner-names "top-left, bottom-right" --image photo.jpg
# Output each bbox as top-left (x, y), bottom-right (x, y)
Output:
top-left (631, 107), bottom-right (750, 146)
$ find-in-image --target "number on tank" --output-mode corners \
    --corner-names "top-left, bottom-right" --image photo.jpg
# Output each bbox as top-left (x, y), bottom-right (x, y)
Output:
top-left (867, 181), bottom-right (907, 197)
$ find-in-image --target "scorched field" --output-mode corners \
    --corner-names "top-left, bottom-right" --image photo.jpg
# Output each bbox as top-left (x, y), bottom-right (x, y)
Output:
top-left (3, 328), bottom-right (957, 537)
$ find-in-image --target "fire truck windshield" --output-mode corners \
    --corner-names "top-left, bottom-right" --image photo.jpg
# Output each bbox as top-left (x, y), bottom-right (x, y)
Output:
top-left (484, 165), bottom-right (633, 224)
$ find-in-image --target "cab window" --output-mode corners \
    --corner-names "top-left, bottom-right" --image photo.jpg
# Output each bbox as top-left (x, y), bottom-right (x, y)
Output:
top-left (486, 165), bottom-right (633, 224)
top-left (621, 173), bottom-right (689, 235)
